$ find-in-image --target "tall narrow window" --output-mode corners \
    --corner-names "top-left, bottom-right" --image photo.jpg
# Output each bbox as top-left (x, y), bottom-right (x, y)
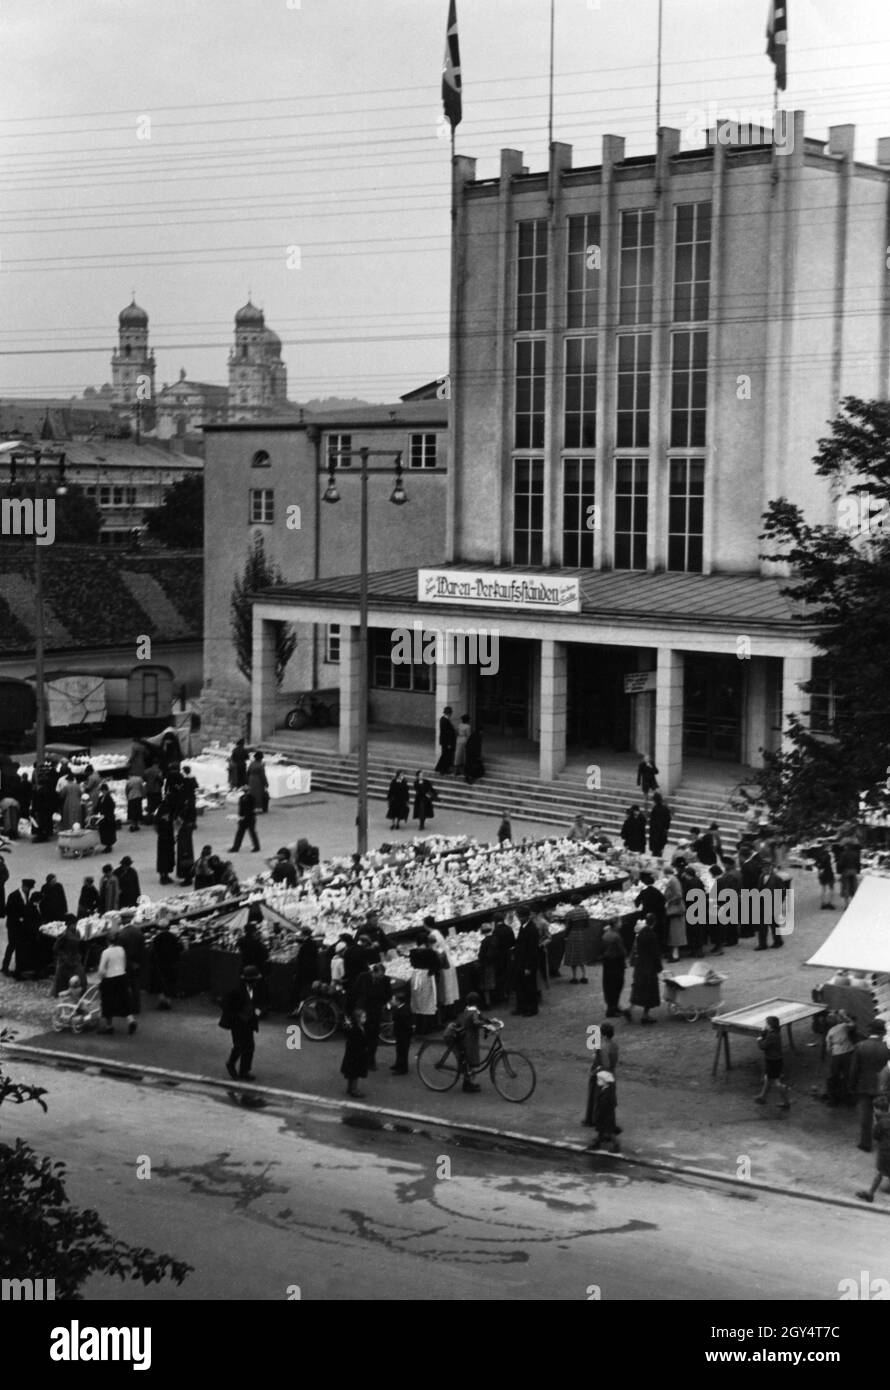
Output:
top-left (670, 330), bottom-right (707, 447)
top-left (564, 338), bottom-right (597, 448)
top-left (667, 460), bottom-right (705, 572)
top-left (673, 202), bottom-right (711, 322)
top-left (249, 488), bottom-right (274, 524)
top-left (327, 433), bottom-right (352, 468)
top-left (516, 219), bottom-right (548, 330)
top-left (616, 334), bottom-right (651, 448)
top-left (619, 209), bottom-right (655, 324)
top-left (614, 460), bottom-right (648, 570)
top-left (566, 213), bottom-right (601, 328)
top-left (513, 459), bottom-right (545, 565)
top-left (514, 340), bottom-right (546, 448)
top-left (325, 624), bottom-right (341, 664)
top-left (562, 459), bottom-right (596, 567)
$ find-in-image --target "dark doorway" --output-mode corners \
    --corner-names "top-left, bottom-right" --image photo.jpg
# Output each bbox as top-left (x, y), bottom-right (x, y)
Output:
top-left (567, 645), bottom-right (635, 751)
top-left (474, 638), bottom-right (531, 738)
top-left (683, 656), bottom-right (743, 760)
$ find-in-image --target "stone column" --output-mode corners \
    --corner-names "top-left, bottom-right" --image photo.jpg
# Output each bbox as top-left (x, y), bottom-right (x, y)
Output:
top-left (539, 639), bottom-right (567, 781)
top-left (655, 647), bottom-right (684, 794)
top-left (781, 654), bottom-right (813, 752)
top-left (338, 624), bottom-right (360, 755)
top-left (251, 616), bottom-right (278, 743)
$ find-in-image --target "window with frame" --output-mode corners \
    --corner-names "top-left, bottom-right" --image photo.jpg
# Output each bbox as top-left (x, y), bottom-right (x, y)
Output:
top-left (513, 458), bottom-right (545, 565)
top-left (562, 459), bottom-right (596, 567)
top-left (670, 330), bottom-right (707, 448)
top-left (566, 213), bottom-right (601, 329)
top-left (327, 433), bottom-right (352, 468)
top-left (98, 485), bottom-right (111, 507)
top-left (409, 433), bottom-right (437, 469)
top-left (84, 486), bottom-right (97, 498)
top-left (616, 334), bottom-right (651, 448)
top-left (142, 672), bottom-right (160, 718)
top-left (370, 630), bottom-right (434, 692)
top-left (564, 337), bottom-right (597, 448)
top-left (619, 209), bottom-right (655, 324)
top-left (667, 459), bottom-right (705, 572)
top-left (112, 486), bottom-right (124, 506)
top-left (249, 488), bottom-right (274, 524)
top-left (516, 219), bottom-right (548, 331)
top-left (809, 658), bottom-right (842, 734)
top-left (251, 450), bottom-right (271, 468)
top-left (674, 202), bottom-right (711, 322)
top-left (325, 623), bottom-right (341, 664)
top-left (614, 459), bottom-right (648, 570)
top-left (514, 339), bottom-right (545, 448)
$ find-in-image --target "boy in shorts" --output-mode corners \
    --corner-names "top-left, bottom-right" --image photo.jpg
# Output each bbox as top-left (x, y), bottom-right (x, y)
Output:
top-left (755, 1014), bottom-right (790, 1109)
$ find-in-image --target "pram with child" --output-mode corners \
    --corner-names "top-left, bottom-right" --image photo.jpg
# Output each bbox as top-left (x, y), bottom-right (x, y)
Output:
top-left (52, 978), bottom-right (101, 1033)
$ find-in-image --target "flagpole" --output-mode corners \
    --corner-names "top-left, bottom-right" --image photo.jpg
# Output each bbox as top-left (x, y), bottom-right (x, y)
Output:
top-left (655, 0), bottom-right (663, 131)
top-left (548, 0), bottom-right (555, 154)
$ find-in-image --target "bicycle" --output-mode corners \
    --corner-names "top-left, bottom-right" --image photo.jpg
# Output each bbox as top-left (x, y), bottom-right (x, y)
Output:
top-left (297, 982), bottom-right (395, 1046)
top-left (416, 1018), bottom-right (536, 1102)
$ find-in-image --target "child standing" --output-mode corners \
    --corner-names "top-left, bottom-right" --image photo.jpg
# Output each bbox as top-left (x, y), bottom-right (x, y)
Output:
top-left (755, 1015), bottom-right (790, 1108)
top-left (389, 986), bottom-right (413, 1075)
top-left (496, 811), bottom-right (512, 846)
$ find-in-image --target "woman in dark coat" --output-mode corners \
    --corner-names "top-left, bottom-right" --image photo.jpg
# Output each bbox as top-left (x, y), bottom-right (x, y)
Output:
top-left (464, 730), bottom-right (485, 784)
top-left (95, 784), bottom-right (117, 850)
top-left (648, 793), bottom-right (671, 857)
top-left (155, 796), bottom-right (176, 885)
top-left (76, 875), bottom-right (100, 921)
top-left (628, 915), bottom-right (663, 1023)
top-left (620, 805), bottom-right (647, 854)
top-left (387, 771), bottom-right (410, 830)
top-left (490, 916), bottom-right (515, 1003)
top-left (512, 910), bottom-right (540, 1017)
top-left (341, 1009), bottom-right (369, 1097)
top-left (176, 817), bottom-right (196, 885)
top-left (412, 772), bottom-right (437, 831)
top-left (40, 874), bottom-right (68, 924)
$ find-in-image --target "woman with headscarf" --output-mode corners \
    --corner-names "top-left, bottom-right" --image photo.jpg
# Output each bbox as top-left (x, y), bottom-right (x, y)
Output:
top-left (95, 783), bottom-right (117, 850)
top-left (155, 795), bottom-right (176, 886)
top-left (386, 771), bottom-right (410, 831)
top-left (628, 913), bottom-right (663, 1024)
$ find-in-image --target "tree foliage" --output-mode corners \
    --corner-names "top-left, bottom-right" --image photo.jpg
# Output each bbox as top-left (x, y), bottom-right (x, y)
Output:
top-left (230, 531), bottom-right (296, 686)
top-left (0, 1029), bottom-right (191, 1300)
top-left (11, 482), bottom-right (102, 544)
top-left (751, 396), bottom-right (890, 837)
top-left (144, 472), bottom-right (204, 549)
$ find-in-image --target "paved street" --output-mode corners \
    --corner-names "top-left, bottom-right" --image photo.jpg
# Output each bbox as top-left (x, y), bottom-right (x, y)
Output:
top-left (6, 1061), bottom-right (889, 1302)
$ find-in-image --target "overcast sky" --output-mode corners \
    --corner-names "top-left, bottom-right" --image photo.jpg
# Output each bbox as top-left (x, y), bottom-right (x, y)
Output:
top-left (1, 0), bottom-right (888, 403)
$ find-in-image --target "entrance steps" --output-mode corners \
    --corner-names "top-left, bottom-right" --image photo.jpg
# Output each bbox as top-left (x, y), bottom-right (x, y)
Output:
top-left (261, 734), bottom-right (751, 849)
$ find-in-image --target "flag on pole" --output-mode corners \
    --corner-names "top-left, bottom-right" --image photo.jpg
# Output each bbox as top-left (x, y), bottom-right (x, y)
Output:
top-left (766, 1), bottom-right (787, 91)
top-left (442, 0), bottom-right (462, 129)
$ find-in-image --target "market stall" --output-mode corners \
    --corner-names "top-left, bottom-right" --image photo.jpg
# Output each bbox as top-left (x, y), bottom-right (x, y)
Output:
top-left (711, 997), bottom-right (827, 1076)
top-left (806, 873), bottom-right (890, 1033)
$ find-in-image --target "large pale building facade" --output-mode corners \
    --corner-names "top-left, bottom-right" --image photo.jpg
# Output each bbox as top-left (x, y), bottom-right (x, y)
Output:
top-left (248, 114), bottom-right (890, 790)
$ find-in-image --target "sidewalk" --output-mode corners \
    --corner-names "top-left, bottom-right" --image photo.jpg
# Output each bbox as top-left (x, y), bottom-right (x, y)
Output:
top-left (2, 867), bottom-right (882, 1208)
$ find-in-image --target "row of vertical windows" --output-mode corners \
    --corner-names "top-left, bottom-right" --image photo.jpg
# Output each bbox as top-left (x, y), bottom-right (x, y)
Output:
top-left (509, 458), bottom-right (704, 572)
top-left (514, 332), bottom-right (707, 450)
top-left (326, 433), bottom-right (439, 470)
top-left (517, 203), bottom-right (712, 330)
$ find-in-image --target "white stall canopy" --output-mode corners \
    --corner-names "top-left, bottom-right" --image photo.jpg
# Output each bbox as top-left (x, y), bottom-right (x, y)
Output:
top-left (806, 874), bottom-right (890, 973)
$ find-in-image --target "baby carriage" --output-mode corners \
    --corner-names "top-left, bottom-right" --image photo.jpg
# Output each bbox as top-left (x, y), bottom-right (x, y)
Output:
top-left (661, 960), bottom-right (727, 1022)
top-left (52, 982), bottom-right (102, 1034)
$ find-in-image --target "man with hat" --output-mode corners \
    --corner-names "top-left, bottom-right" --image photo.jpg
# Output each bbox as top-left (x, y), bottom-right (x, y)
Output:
top-left (270, 847), bottom-right (298, 888)
top-left (3, 877), bottom-right (36, 978)
top-left (851, 1021), bottom-right (890, 1151)
top-left (220, 964), bottom-right (262, 1081)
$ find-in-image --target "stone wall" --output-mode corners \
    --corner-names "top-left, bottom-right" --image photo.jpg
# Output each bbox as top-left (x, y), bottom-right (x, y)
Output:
top-left (198, 680), bottom-right (251, 748)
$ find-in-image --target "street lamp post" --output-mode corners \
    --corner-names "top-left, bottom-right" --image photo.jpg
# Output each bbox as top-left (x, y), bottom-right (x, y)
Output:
top-left (0, 443), bottom-right (67, 763)
top-left (322, 446), bottom-right (407, 856)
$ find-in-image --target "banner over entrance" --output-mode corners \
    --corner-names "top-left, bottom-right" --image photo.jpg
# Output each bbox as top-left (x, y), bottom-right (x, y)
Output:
top-left (418, 568), bottom-right (581, 613)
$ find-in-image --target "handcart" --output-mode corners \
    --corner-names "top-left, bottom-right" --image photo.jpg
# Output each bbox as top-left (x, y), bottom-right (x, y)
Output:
top-left (661, 960), bottom-right (727, 1022)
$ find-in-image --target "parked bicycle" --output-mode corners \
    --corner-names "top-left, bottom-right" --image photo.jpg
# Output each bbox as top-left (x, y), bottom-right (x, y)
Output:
top-left (297, 981), bottom-right (395, 1046)
top-left (416, 1018), bottom-right (536, 1102)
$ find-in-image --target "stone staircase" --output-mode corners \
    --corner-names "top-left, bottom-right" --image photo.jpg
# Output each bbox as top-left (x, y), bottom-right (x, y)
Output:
top-left (260, 736), bottom-right (751, 849)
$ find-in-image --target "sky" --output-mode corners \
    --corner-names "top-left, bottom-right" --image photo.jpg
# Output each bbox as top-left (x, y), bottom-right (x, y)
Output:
top-left (0, 0), bottom-right (888, 404)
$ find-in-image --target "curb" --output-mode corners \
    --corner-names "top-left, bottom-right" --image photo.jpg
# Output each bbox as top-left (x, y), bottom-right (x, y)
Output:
top-left (7, 1040), bottom-right (887, 1217)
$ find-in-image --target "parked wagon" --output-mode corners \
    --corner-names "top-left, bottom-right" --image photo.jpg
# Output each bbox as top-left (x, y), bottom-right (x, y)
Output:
top-left (103, 663), bottom-right (174, 734)
top-left (661, 961), bottom-right (727, 1022)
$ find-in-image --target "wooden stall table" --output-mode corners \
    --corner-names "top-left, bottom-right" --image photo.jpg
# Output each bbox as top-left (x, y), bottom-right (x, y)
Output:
top-left (711, 997), bottom-right (827, 1076)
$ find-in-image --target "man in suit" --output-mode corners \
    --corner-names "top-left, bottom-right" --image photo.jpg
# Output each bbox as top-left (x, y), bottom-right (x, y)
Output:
top-left (435, 706), bottom-right (456, 775)
top-left (229, 788), bottom-right (260, 853)
top-left (221, 964), bottom-right (262, 1081)
top-left (2, 877), bottom-right (36, 977)
top-left (851, 1022), bottom-right (890, 1152)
